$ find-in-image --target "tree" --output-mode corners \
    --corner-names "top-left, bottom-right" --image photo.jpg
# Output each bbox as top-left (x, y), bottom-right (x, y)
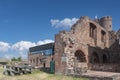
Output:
top-left (11, 57), bottom-right (17, 61)
top-left (11, 57), bottom-right (22, 61)
top-left (18, 57), bottom-right (22, 61)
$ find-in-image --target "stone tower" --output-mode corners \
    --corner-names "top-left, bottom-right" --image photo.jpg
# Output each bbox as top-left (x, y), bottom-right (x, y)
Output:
top-left (100, 16), bottom-right (112, 31)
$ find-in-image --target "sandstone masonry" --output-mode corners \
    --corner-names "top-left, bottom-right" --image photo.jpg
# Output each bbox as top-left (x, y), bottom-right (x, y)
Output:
top-left (28, 16), bottom-right (120, 75)
top-left (54, 16), bottom-right (120, 74)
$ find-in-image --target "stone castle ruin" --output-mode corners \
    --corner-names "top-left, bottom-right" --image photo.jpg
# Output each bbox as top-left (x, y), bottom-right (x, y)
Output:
top-left (29, 16), bottom-right (120, 75)
top-left (54, 16), bottom-right (120, 74)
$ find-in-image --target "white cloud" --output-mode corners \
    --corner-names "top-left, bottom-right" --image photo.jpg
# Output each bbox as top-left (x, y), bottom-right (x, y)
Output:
top-left (37, 39), bottom-right (54, 45)
top-left (4, 54), bottom-right (13, 60)
top-left (0, 39), bottom-right (54, 59)
top-left (12, 40), bottom-right (54, 51)
top-left (0, 41), bottom-right (10, 52)
top-left (12, 41), bottom-right (36, 51)
top-left (50, 18), bottom-right (79, 28)
top-left (11, 41), bottom-right (36, 58)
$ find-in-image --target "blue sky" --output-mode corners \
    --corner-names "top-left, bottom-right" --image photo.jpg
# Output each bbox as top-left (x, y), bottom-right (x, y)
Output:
top-left (0, 0), bottom-right (120, 59)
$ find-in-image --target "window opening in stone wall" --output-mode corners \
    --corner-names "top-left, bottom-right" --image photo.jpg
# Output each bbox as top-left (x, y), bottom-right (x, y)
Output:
top-left (103, 54), bottom-right (107, 63)
top-left (89, 23), bottom-right (97, 39)
top-left (119, 38), bottom-right (120, 45)
top-left (109, 25), bottom-right (111, 28)
top-left (43, 63), bottom-right (46, 68)
top-left (40, 59), bottom-right (41, 62)
top-left (119, 35), bottom-right (120, 45)
top-left (36, 57), bottom-right (39, 66)
top-left (30, 60), bottom-right (32, 63)
top-left (33, 59), bottom-right (35, 63)
top-left (92, 52), bottom-right (99, 63)
top-left (75, 50), bottom-right (86, 62)
top-left (101, 30), bottom-right (106, 42)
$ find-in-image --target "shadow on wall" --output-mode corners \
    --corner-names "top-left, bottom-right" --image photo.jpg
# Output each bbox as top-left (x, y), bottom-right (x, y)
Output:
top-left (88, 36), bottom-right (120, 72)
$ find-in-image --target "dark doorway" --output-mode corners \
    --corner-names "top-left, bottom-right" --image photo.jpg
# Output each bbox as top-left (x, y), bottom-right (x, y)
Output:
top-left (103, 54), bottom-right (107, 63)
top-left (92, 52), bottom-right (99, 63)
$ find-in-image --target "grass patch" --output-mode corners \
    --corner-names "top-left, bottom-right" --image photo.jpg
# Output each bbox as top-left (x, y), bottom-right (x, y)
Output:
top-left (0, 66), bottom-right (89, 80)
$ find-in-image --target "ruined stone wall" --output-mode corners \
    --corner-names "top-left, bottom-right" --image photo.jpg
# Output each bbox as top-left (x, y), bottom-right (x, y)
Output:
top-left (54, 33), bottom-right (67, 74)
top-left (117, 29), bottom-right (120, 45)
top-left (109, 31), bottom-right (117, 48)
top-left (54, 16), bottom-right (112, 74)
top-left (107, 30), bottom-right (120, 64)
top-left (54, 16), bottom-right (120, 74)
top-left (54, 17), bottom-right (91, 74)
top-left (28, 53), bottom-right (41, 66)
top-left (28, 53), bottom-right (51, 68)
top-left (108, 50), bottom-right (120, 63)
top-left (89, 63), bottom-right (120, 72)
top-left (88, 46), bottom-right (108, 63)
top-left (72, 16), bottom-right (109, 49)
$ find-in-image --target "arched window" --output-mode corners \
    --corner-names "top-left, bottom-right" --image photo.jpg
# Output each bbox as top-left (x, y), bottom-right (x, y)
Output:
top-left (92, 52), bottom-right (99, 63)
top-left (89, 23), bottom-right (97, 39)
top-left (75, 50), bottom-right (86, 62)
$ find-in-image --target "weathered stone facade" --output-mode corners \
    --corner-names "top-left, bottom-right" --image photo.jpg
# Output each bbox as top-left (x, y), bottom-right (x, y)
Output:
top-left (28, 43), bottom-right (54, 68)
top-left (28, 53), bottom-right (51, 68)
top-left (28, 16), bottom-right (120, 75)
top-left (54, 16), bottom-right (120, 74)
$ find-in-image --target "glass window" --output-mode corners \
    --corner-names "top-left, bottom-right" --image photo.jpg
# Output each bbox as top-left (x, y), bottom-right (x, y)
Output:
top-left (31, 48), bottom-right (53, 56)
